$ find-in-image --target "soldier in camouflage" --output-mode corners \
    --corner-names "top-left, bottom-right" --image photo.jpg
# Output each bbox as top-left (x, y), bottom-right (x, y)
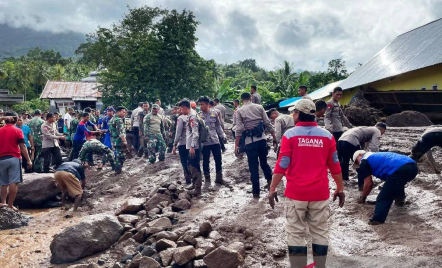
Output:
top-left (109, 106), bottom-right (128, 174)
top-left (137, 102), bottom-right (150, 157)
top-left (167, 106), bottom-right (179, 153)
top-left (28, 109), bottom-right (45, 172)
top-left (79, 133), bottom-right (116, 170)
top-left (143, 104), bottom-right (166, 163)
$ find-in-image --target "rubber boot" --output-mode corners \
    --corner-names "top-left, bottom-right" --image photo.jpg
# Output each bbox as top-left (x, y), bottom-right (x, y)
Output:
top-left (187, 166), bottom-right (202, 196)
top-left (204, 173), bottom-right (211, 183)
top-left (215, 172), bottom-right (227, 185)
top-left (185, 172), bottom-right (192, 185)
top-left (312, 244), bottom-right (328, 268)
top-left (288, 246), bottom-right (307, 268)
top-left (137, 149), bottom-right (143, 158)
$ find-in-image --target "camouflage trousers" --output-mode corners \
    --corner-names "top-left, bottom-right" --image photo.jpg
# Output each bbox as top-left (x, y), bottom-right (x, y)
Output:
top-left (79, 144), bottom-right (115, 168)
top-left (112, 141), bottom-right (126, 169)
top-left (145, 134), bottom-right (166, 163)
top-left (33, 146), bottom-right (44, 173)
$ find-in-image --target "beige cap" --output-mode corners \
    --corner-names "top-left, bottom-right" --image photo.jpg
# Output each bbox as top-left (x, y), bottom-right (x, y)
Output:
top-left (352, 150), bottom-right (366, 168)
top-left (288, 99), bottom-right (316, 115)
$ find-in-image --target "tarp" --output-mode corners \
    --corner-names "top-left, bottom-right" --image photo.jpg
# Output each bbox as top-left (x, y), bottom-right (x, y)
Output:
top-left (279, 97), bottom-right (301, 108)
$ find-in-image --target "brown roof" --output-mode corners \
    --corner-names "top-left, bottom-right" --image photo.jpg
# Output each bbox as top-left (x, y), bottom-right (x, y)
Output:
top-left (40, 81), bottom-right (102, 99)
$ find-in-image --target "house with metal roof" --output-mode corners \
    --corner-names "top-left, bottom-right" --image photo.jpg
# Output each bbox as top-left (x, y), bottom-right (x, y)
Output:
top-left (0, 89), bottom-right (24, 111)
top-left (306, 18), bottom-right (442, 120)
top-left (40, 71), bottom-right (103, 113)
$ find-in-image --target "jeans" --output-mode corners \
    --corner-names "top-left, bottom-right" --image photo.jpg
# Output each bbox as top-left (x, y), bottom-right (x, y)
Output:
top-left (337, 141), bottom-right (361, 181)
top-left (133, 126), bottom-right (140, 150)
top-left (202, 144), bottom-right (222, 174)
top-left (178, 145), bottom-right (190, 176)
top-left (188, 148), bottom-right (201, 171)
top-left (42, 147), bottom-right (62, 172)
top-left (372, 162), bottom-right (418, 223)
top-left (245, 139), bottom-right (272, 195)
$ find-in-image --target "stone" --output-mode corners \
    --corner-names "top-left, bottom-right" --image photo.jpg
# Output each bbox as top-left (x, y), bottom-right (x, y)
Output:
top-left (115, 198), bottom-right (145, 215)
top-left (115, 238), bottom-right (140, 259)
top-left (118, 232), bottom-right (133, 243)
top-left (199, 222), bottom-right (213, 237)
top-left (139, 256), bottom-right (161, 268)
top-left (195, 248), bottom-right (206, 259)
top-left (118, 214), bottom-right (139, 224)
top-left (168, 184), bottom-right (177, 192)
top-left (184, 229), bottom-right (200, 238)
top-left (145, 227), bottom-right (164, 236)
top-left (67, 263), bottom-right (99, 268)
top-left (123, 224), bottom-right (133, 232)
top-left (173, 245), bottom-right (196, 266)
top-left (0, 207), bottom-right (31, 230)
top-left (178, 193), bottom-right (191, 201)
top-left (208, 231), bottom-right (222, 241)
top-left (243, 229), bottom-right (254, 239)
top-left (133, 228), bottom-right (147, 243)
top-left (136, 217), bottom-right (172, 232)
top-left (194, 259), bottom-right (207, 268)
top-left (141, 246), bottom-right (156, 257)
top-left (160, 182), bottom-right (171, 188)
top-left (15, 173), bottom-right (60, 207)
top-left (159, 248), bottom-right (177, 266)
top-left (227, 242), bottom-right (246, 258)
top-left (154, 231), bottom-right (179, 242)
top-left (155, 239), bottom-right (176, 252)
top-left (195, 238), bottom-right (215, 255)
top-left (203, 246), bottom-right (243, 268)
top-left (244, 244), bottom-right (254, 250)
top-left (121, 254), bottom-right (133, 263)
top-left (271, 248), bottom-right (286, 258)
top-left (126, 254), bottom-right (142, 268)
top-left (97, 259), bottom-right (105, 265)
top-left (50, 214), bottom-right (123, 264)
top-left (177, 241), bottom-right (188, 247)
top-left (137, 210), bottom-right (147, 218)
top-left (112, 263), bottom-right (122, 268)
top-left (171, 200), bottom-right (191, 212)
top-left (145, 193), bottom-right (171, 212)
top-left (183, 235), bottom-right (197, 246)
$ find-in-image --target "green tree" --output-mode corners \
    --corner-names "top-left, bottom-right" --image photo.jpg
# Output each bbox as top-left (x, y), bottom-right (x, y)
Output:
top-left (12, 98), bottom-right (50, 113)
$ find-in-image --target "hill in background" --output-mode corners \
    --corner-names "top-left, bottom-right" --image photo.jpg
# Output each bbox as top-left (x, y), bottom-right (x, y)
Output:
top-left (0, 24), bottom-right (86, 59)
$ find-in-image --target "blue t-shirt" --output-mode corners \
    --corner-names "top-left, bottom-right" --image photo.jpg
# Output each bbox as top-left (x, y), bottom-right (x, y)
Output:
top-left (359, 152), bottom-right (415, 180)
top-left (16, 125), bottom-right (31, 147)
top-left (72, 120), bottom-right (95, 142)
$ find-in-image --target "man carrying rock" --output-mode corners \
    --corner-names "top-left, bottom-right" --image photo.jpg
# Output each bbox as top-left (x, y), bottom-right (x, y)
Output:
top-left (410, 127), bottom-right (442, 174)
top-left (268, 99), bottom-right (345, 268)
top-left (173, 106), bottom-right (191, 184)
top-left (79, 133), bottom-right (116, 170)
top-left (353, 150), bottom-right (418, 225)
top-left (28, 109), bottom-right (45, 172)
top-left (235, 92), bottom-right (278, 198)
top-left (143, 104), bottom-right (167, 163)
top-left (54, 159), bottom-right (86, 212)
top-left (109, 107), bottom-right (129, 174)
top-left (198, 96), bottom-right (227, 185)
top-left (0, 112), bottom-right (32, 211)
top-left (338, 122), bottom-right (387, 184)
top-left (325, 87), bottom-right (353, 142)
top-left (41, 113), bottom-right (66, 173)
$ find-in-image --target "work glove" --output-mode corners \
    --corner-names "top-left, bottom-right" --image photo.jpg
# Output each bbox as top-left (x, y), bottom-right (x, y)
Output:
top-left (357, 196), bottom-right (366, 204)
top-left (333, 190), bottom-right (345, 207)
top-left (268, 192), bottom-right (279, 209)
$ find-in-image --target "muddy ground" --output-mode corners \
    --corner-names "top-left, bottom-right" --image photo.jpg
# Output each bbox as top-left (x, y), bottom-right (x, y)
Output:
top-left (1, 127), bottom-right (442, 268)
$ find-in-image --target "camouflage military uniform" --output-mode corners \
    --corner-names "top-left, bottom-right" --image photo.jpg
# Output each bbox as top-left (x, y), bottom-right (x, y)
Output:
top-left (137, 110), bottom-right (149, 156)
top-left (70, 117), bottom-right (79, 140)
top-left (143, 113), bottom-right (166, 163)
top-left (109, 115), bottom-right (126, 169)
top-left (79, 139), bottom-right (116, 168)
top-left (167, 114), bottom-right (179, 153)
top-left (28, 116), bottom-right (44, 172)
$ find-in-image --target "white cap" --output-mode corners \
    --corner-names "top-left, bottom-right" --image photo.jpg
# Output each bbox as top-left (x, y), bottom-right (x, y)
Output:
top-left (288, 99), bottom-right (316, 115)
top-left (352, 150), bottom-right (366, 168)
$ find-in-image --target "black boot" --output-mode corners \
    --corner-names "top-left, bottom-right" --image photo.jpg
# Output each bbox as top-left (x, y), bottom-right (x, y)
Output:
top-left (312, 244), bottom-right (328, 268)
top-left (215, 172), bottom-right (227, 185)
top-left (204, 173), bottom-right (211, 183)
top-left (288, 246), bottom-right (307, 268)
top-left (187, 166), bottom-right (202, 196)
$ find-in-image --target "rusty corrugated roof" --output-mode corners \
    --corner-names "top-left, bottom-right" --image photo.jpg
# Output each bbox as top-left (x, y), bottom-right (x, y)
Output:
top-left (40, 81), bottom-right (102, 99)
top-left (339, 18), bottom-right (442, 90)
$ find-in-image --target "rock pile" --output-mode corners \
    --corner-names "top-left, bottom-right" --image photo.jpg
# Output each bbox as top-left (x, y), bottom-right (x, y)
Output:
top-left (344, 89), bottom-right (385, 126)
top-left (386, 110), bottom-right (433, 127)
top-left (0, 207), bottom-right (31, 230)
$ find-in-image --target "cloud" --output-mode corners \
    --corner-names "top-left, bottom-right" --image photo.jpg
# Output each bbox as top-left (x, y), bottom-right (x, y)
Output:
top-left (0, 0), bottom-right (441, 71)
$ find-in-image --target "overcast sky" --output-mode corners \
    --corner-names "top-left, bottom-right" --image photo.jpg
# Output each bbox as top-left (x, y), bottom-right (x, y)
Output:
top-left (1, 0), bottom-right (441, 71)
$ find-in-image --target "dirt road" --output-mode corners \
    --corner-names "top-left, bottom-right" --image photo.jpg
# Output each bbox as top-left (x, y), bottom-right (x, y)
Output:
top-left (1, 127), bottom-right (442, 267)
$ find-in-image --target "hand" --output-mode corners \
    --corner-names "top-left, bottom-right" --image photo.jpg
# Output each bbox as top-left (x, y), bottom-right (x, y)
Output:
top-left (189, 148), bottom-right (196, 159)
top-left (234, 146), bottom-right (239, 157)
top-left (172, 146), bottom-right (177, 155)
top-left (357, 196), bottom-right (366, 204)
top-left (268, 191), bottom-right (279, 209)
top-left (59, 136), bottom-right (66, 141)
top-left (333, 190), bottom-right (345, 207)
top-left (26, 160), bottom-right (33, 169)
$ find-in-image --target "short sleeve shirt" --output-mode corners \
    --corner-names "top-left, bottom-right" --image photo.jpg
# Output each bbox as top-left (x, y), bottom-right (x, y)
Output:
top-left (63, 113), bottom-right (72, 129)
top-left (0, 124), bottom-right (25, 158)
top-left (16, 125), bottom-right (31, 147)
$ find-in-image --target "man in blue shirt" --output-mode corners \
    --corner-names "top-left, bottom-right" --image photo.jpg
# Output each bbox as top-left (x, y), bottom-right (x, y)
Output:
top-left (353, 151), bottom-right (418, 225)
top-left (16, 117), bottom-right (34, 173)
top-left (71, 112), bottom-right (100, 161)
top-left (101, 107), bottom-right (115, 149)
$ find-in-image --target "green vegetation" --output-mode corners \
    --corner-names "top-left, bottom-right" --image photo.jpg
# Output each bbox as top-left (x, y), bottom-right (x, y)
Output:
top-left (12, 99), bottom-right (50, 113)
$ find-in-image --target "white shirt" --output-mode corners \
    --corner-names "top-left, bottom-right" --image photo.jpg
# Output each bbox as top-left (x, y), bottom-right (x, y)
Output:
top-left (63, 113), bottom-right (72, 129)
top-left (131, 107), bottom-right (143, 127)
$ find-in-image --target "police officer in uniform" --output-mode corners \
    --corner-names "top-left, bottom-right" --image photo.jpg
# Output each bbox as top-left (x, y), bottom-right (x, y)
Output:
top-left (324, 87), bottom-right (353, 142)
top-left (235, 92), bottom-right (277, 198)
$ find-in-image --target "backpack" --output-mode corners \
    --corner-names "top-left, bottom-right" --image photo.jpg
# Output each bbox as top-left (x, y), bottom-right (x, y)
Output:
top-left (190, 115), bottom-right (210, 144)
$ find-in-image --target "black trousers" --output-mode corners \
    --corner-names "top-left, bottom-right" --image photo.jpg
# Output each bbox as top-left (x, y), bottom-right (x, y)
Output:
top-left (178, 145), bottom-right (190, 175)
top-left (188, 148), bottom-right (201, 171)
top-left (71, 140), bottom-right (93, 163)
top-left (411, 131), bottom-right (442, 161)
top-left (133, 126), bottom-right (140, 150)
top-left (21, 147), bottom-right (32, 173)
top-left (337, 140), bottom-right (361, 181)
top-left (245, 139), bottom-right (272, 195)
top-left (332, 131), bottom-right (343, 144)
top-left (202, 144), bottom-right (222, 174)
top-left (372, 162), bottom-right (418, 223)
top-left (42, 147), bottom-right (62, 172)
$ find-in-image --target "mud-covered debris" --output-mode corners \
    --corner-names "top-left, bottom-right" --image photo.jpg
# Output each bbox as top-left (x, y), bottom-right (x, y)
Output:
top-left (117, 214), bottom-right (139, 224)
top-left (172, 199), bottom-right (191, 212)
top-left (344, 105), bottom-right (384, 126)
top-left (243, 229), bottom-right (254, 239)
top-left (140, 246), bottom-right (156, 257)
top-left (0, 207), bottom-right (31, 230)
top-left (50, 214), bottom-right (123, 264)
top-left (194, 259), bottom-right (208, 268)
top-left (133, 228), bottom-right (147, 243)
top-left (15, 173), bottom-right (60, 208)
top-left (159, 248), bottom-right (177, 266)
top-left (182, 235), bottom-right (198, 246)
top-left (195, 238), bottom-right (216, 255)
top-left (228, 242), bottom-right (246, 258)
top-left (126, 254), bottom-right (142, 268)
top-left (145, 193), bottom-right (171, 212)
top-left (195, 248), bottom-right (206, 259)
top-left (244, 244), bottom-right (254, 250)
top-left (115, 198), bottom-right (145, 215)
top-left (155, 238), bottom-right (177, 252)
top-left (208, 231), bottom-right (222, 241)
top-left (168, 184), bottom-right (177, 192)
top-left (118, 232), bottom-right (133, 243)
top-left (173, 245), bottom-right (196, 265)
top-left (139, 256), bottom-right (161, 268)
top-left (154, 231), bottom-right (179, 241)
top-left (203, 246), bottom-right (243, 268)
top-left (178, 192), bottom-right (191, 201)
top-left (199, 221), bottom-right (213, 237)
top-left (386, 110), bottom-right (433, 127)
top-left (67, 263), bottom-right (99, 268)
top-left (137, 210), bottom-right (147, 218)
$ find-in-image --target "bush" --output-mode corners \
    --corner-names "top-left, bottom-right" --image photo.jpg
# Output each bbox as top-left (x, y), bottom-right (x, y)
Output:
top-left (12, 98), bottom-right (50, 113)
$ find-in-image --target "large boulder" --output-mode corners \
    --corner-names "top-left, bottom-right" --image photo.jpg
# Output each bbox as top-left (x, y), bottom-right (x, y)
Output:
top-left (203, 246), bottom-right (243, 268)
top-left (386, 110), bottom-right (433, 127)
top-left (115, 198), bottom-right (145, 215)
top-left (0, 207), bottom-right (31, 230)
top-left (173, 245), bottom-right (196, 265)
top-left (15, 173), bottom-right (60, 207)
top-left (50, 214), bottom-right (123, 264)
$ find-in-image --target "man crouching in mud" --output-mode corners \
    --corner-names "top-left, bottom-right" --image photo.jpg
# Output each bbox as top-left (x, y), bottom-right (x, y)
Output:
top-left (268, 99), bottom-right (345, 268)
top-left (54, 159), bottom-right (86, 212)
